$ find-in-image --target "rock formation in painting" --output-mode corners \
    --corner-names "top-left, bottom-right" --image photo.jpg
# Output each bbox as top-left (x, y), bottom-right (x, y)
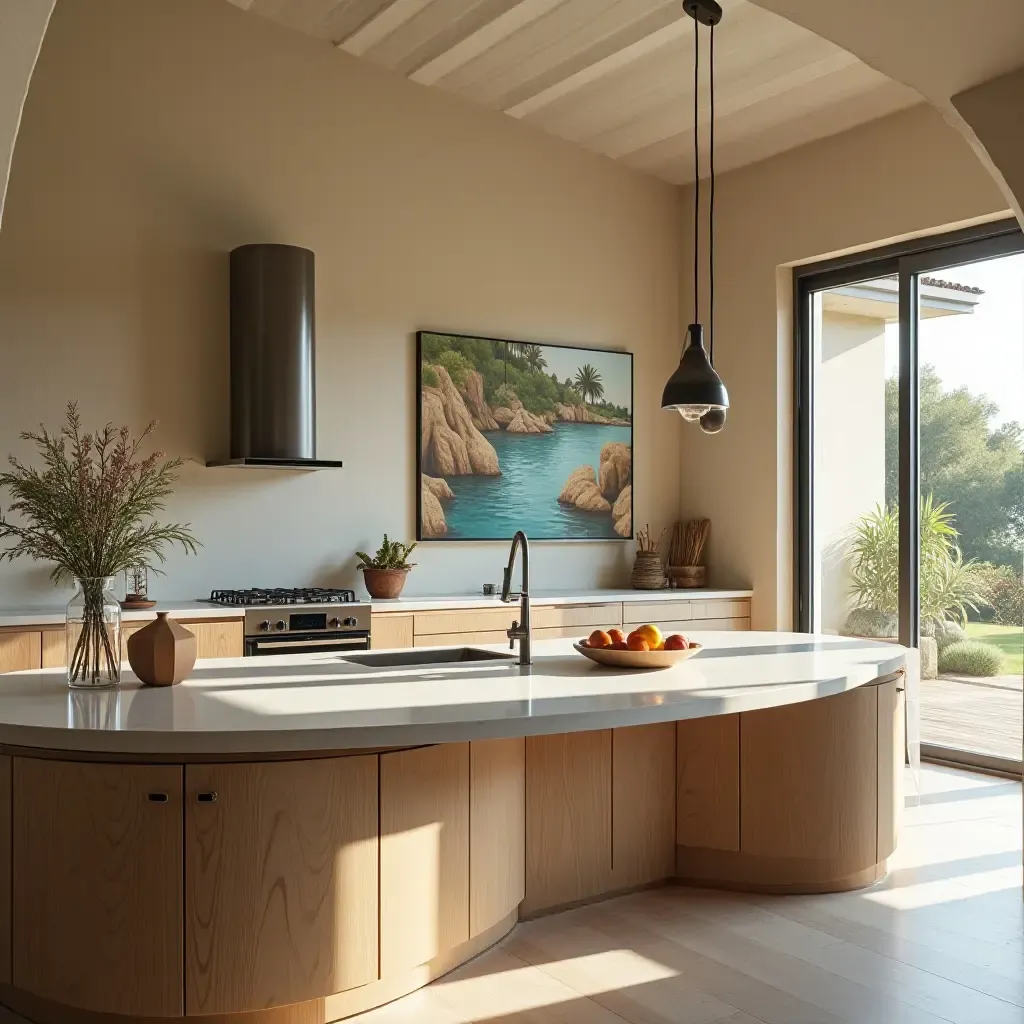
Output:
top-left (420, 475), bottom-right (453, 538)
top-left (460, 371), bottom-right (498, 432)
top-left (598, 442), bottom-right (631, 499)
top-left (612, 485), bottom-right (632, 537)
top-left (506, 406), bottom-right (554, 434)
top-left (557, 466), bottom-right (611, 513)
top-left (554, 403), bottom-right (630, 426)
top-left (421, 366), bottom-right (500, 477)
top-left (492, 406), bottom-right (515, 428)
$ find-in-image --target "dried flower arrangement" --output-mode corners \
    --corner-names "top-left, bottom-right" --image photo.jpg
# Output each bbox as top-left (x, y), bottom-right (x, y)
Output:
top-left (0, 404), bottom-right (199, 685)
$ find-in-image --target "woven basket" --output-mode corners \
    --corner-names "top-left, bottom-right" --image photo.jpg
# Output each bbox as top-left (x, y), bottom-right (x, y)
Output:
top-left (360, 567), bottom-right (410, 600)
top-left (668, 565), bottom-right (706, 589)
top-left (630, 552), bottom-right (667, 590)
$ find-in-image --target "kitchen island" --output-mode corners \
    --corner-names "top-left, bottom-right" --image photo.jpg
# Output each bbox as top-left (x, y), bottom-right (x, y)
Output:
top-left (0, 632), bottom-right (905, 1024)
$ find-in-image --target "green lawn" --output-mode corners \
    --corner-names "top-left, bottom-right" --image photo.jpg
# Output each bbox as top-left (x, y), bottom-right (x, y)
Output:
top-left (966, 622), bottom-right (1024, 676)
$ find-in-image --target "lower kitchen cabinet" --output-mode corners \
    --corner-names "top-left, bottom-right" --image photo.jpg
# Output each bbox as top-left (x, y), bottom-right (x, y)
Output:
top-left (379, 743), bottom-right (470, 974)
top-left (185, 756), bottom-right (379, 1015)
top-left (0, 631), bottom-right (41, 673)
top-left (12, 758), bottom-right (184, 1017)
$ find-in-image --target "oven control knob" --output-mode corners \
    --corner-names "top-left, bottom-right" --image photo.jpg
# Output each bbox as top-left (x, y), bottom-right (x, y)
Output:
top-left (259, 620), bottom-right (271, 632)
top-left (275, 620), bottom-right (287, 631)
top-left (343, 616), bottom-right (358, 628)
top-left (328, 617), bottom-right (342, 628)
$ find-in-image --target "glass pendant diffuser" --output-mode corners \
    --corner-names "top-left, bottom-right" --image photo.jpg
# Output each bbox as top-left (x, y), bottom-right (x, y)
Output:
top-left (661, 0), bottom-right (729, 433)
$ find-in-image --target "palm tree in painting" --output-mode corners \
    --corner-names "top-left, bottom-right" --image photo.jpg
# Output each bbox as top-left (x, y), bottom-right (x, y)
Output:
top-left (522, 345), bottom-right (547, 372)
top-left (573, 364), bottom-right (604, 404)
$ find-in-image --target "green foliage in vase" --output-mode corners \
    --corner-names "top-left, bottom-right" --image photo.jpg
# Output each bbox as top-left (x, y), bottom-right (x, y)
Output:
top-left (356, 535), bottom-right (417, 571)
top-left (0, 402), bottom-right (199, 582)
top-left (848, 496), bottom-right (990, 626)
top-left (938, 639), bottom-right (1004, 676)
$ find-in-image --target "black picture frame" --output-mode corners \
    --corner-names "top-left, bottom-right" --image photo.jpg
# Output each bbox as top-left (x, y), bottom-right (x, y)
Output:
top-left (416, 330), bottom-right (634, 542)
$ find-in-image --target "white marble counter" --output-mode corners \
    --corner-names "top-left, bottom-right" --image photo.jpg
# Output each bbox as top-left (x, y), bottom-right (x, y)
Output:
top-left (0, 632), bottom-right (903, 756)
top-left (0, 588), bottom-right (752, 628)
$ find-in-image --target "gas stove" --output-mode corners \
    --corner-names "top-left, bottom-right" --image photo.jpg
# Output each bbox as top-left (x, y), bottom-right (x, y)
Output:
top-left (206, 587), bottom-right (358, 607)
top-left (204, 589), bottom-right (370, 654)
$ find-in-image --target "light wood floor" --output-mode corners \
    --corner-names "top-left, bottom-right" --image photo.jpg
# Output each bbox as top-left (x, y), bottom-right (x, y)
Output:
top-left (353, 765), bottom-right (1023, 1024)
top-left (921, 676), bottom-right (1022, 762)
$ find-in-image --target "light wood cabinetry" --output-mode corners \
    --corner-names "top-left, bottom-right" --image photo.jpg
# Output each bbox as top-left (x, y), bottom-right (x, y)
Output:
top-left (372, 613), bottom-right (414, 650)
top-left (623, 601), bottom-right (693, 624)
top-left (12, 758), bottom-right (183, 1017)
top-left (0, 632), bottom-right (40, 673)
top-left (190, 618), bottom-right (244, 659)
top-left (523, 729), bottom-right (612, 916)
top-left (533, 603), bottom-right (621, 629)
top-left (380, 743), bottom-right (470, 974)
top-left (877, 678), bottom-right (904, 861)
top-left (415, 628), bottom-right (511, 648)
top-left (470, 738), bottom-right (525, 935)
top-left (184, 756), bottom-right (378, 1015)
top-left (611, 723), bottom-right (675, 888)
top-left (39, 630), bottom-right (64, 669)
top-left (414, 608), bottom-right (520, 637)
top-left (676, 715), bottom-right (741, 852)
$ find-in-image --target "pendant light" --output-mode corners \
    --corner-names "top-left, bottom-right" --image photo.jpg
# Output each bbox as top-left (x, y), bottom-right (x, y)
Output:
top-left (661, 0), bottom-right (729, 434)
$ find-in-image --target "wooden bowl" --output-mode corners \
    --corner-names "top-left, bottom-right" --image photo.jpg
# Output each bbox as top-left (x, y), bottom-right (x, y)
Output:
top-left (573, 641), bottom-right (703, 669)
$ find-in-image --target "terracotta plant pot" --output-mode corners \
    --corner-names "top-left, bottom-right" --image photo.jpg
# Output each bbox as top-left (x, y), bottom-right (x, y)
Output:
top-left (361, 567), bottom-right (410, 600)
top-left (127, 612), bottom-right (197, 686)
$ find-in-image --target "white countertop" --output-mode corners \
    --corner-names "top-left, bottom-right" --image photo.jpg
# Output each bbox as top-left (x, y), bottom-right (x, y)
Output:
top-left (0, 632), bottom-right (903, 756)
top-left (0, 589), bottom-right (752, 628)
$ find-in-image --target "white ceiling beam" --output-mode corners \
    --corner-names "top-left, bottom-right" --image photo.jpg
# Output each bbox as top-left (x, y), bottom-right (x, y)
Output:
top-left (503, 17), bottom-right (689, 119)
top-left (410, 0), bottom-right (566, 86)
top-left (337, 0), bottom-right (431, 57)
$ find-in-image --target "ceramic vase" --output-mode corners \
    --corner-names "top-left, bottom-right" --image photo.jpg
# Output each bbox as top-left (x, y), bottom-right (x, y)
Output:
top-left (361, 567), bottom-right (410, 599)
top-left (127, 612), bottom-right (197, 686)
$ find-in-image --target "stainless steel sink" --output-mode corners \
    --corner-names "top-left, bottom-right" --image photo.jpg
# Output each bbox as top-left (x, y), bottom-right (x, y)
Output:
top-left (342, 647), bottom-right (516, 668)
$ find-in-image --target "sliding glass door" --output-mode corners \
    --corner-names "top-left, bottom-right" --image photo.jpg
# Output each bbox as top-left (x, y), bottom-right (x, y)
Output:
top-left (796, 221), bottom-right (1024, 773)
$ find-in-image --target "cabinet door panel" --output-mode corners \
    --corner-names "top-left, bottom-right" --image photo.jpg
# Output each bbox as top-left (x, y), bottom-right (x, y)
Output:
top-left (414, 629), bottom-right (510, 647)
top-left (13, 759), bottom-right (183, 1016)
top-left (623, 602), bottom-right (693, 625)
top-left (523, 730), bottom-right (611, 916)
top-left (188, 619), bottom-right (244, 659)
top-left (470, 738), bottom-right (525, 935)
top-left (380, 743), bottom-right (470, 974)
top-left (611, 724), bottom-right (675, 887)
top-left (0, 632), bottom-right (40, 673)
top-left (414, 608), bottom-right (519, 636)
top-left (185, 756), bottom-right (378, 1014)
top-left (371, 614), bottom-right (414, 650)
top-left (877, 679), bottom-right (904, 861)
top-left (533, 604), bottom-right (622, 629)
top-left (676, 715), bottom-right (740, 851)
top-left (40, 630), bottom-right (65, 669)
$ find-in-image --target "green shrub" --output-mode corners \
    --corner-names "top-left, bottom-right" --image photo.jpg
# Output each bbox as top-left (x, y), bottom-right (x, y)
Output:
top-left (938, 640), bottom-right (1004, 676)
top-left (842, 608), bottom-right (897, 638)
top-left (421, 365), bottom-right (439, 388)
top-left (435, 350), bottom-right (473, 388)
top-left (923, 618), bottom-right (966, 651)
top-left (988, 565), bottom-right (1024, 626)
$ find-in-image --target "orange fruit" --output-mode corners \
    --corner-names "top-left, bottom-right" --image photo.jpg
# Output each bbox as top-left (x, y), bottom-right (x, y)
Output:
top-left (664, 634), bottom-right (688, 651)
top-left (610, 640), bottom-right (628, 651)
top-left (608, 628), bottom-right (626, 645)
top-left (626, 634), bottom-right (650, 652)
top-left (588, 630), bottom-right (612, 648)
top-left (634, 624), bottom-right (663, 651)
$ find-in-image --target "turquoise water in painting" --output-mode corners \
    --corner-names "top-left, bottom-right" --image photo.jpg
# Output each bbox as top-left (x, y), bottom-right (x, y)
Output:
top-left (443, 424), bottom-right (631, 540)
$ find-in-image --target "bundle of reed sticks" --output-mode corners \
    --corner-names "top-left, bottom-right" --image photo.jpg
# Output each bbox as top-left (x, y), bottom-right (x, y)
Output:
top-left (636, 523), bottom-right (666, 555)
top-left (670, 518), bottom-right (710, 567)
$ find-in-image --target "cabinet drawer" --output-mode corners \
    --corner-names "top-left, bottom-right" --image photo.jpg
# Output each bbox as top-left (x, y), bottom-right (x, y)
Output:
top-left (691, 599), bottom-right (749, 620)
top-left (533, 604), bottom-right (621, 629)
top-left (414, 608), bottom-right (519, 636)
top-left (534, 624), bottom-right (619, 641)
top-left (691, 617), bottom-right (750, 631)
top-left (414, 630), bottom-right (511, 648)
top-left (623, 602), bottom-right (693, 625)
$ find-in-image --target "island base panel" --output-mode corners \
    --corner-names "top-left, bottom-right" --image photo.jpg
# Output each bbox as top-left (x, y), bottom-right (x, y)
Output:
top-left (0, 912), bottom-right (517, 1024)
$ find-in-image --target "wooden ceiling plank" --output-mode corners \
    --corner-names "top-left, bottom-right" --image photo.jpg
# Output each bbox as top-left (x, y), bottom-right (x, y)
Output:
top-left (337, 0), bottom-right (432, 55)
top-left (411, 0), bottom-right (567, 85)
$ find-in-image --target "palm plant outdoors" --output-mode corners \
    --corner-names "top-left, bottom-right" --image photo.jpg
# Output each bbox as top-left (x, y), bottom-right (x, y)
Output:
top-left (522, 345), bottom-right (547, 372)
top-left (848, 496), bottom-right (989, 626)
top-left (0, 404), bottom-right (199, 685)
top-left (573, 364), bottom-right (605, 404)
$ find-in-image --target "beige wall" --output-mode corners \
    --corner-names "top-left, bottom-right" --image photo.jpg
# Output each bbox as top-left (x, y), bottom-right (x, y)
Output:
top-left (0, 0), bottom-right (54, 229)
top-left (678, 103), bottom-right (1010, 629)
top-left (0, 0), bottom-right (682, 604)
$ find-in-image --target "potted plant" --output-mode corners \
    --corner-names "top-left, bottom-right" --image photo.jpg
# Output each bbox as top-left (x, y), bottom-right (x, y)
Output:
top-left (0, 404), bottom-right (199, 688)
top-left (357, 535), bottom-right (417, 599)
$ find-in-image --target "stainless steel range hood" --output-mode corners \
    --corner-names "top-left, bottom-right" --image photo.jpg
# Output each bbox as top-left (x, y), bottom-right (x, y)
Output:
top-left (208, 244), bottom-right (342, 470)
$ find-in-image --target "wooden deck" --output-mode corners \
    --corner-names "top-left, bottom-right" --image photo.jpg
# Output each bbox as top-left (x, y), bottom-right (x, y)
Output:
top-left (921, 675), bottom-right (1022, 762)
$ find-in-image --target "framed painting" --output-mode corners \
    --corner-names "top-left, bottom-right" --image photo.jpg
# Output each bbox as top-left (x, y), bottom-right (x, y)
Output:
top-left (417, 331), bottom-right (633, 541)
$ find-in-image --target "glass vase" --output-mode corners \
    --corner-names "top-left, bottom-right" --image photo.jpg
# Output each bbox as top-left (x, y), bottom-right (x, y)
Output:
top-left (66, 577), bottom-right (122, 689)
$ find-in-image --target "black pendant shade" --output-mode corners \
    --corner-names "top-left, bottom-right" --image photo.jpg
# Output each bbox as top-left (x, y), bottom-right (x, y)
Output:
top-left (661, 324), bottom-right (729, 422)
top-left (662, 0), bottom-right (729, 433)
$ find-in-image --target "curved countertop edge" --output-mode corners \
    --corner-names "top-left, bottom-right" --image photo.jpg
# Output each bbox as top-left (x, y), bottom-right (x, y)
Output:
top-left (0, 634), bottom-right (905, 757)
top-left (0, 588), bottom-right (753, 628)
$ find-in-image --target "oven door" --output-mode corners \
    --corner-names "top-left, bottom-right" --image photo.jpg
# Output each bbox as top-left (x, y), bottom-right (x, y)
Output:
top-left (244, 631), bottom-right (371, 656)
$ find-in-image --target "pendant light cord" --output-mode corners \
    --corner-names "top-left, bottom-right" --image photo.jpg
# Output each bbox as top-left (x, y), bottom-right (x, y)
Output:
top-left (709, 22), bottom-right (715, 366)
top-left (692, 14), bottom-right (699, 326)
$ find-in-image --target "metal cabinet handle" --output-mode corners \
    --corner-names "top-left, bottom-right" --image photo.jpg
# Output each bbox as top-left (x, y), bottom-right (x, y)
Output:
top-left (147, 792), bottom-right (169, 803)
top-left (197, 791), bottom-right (218, 803)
